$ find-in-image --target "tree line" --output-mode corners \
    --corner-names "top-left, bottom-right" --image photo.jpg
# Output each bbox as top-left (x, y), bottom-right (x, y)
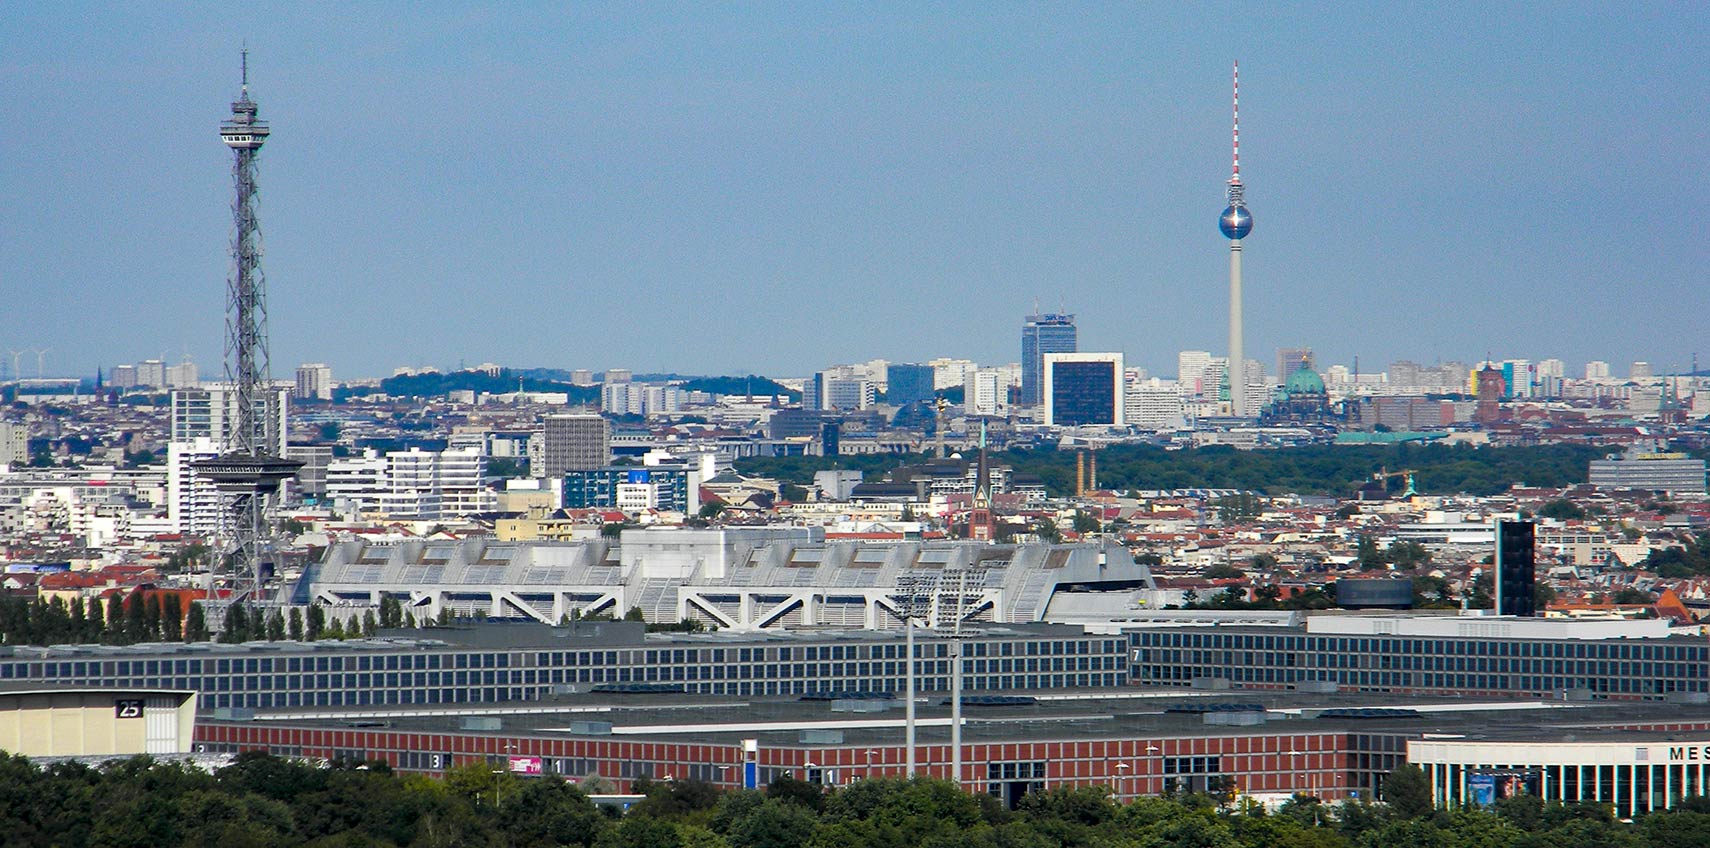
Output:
top-left (0, 591), bottom-right (450, 648)
top-left (0, 755), bottom-right (1701, 848)
top-left (736, 443), bottom-right (1608, 499)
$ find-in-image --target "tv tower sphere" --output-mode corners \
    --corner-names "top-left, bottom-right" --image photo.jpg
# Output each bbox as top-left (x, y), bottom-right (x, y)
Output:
top-left (1219, 204), bottom-right (1252, 240)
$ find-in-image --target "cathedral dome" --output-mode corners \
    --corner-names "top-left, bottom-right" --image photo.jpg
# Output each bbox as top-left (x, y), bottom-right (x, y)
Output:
top-left (1284, 364), bottom-right (1325, 396)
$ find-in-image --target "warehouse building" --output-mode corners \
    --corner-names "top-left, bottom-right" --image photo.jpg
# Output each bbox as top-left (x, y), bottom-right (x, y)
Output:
top-left (0, 685), bottom-right (197, 758)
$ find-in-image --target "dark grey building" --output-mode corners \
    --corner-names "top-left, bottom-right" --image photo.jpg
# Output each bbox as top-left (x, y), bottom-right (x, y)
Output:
top-left (886, 363), bottom-right (936, 408)
top-left (0, 623), bottom-right (1126, 713)
top-left (1044, 355), bottom-right (1121, 426)
top-left (1020, 313), bottom-right (1076, 407)
top-left (540, 414), bottom-right (610, 478)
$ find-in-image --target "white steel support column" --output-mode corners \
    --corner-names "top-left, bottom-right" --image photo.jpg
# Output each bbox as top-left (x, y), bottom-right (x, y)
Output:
top-left (951, 639), bottom-right (963, 790)
top-left (905, 621), bottom-right (916, 778)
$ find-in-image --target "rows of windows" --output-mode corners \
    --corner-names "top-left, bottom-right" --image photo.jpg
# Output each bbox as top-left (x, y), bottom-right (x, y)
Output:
top-left (1131, 632), bottom-right (1710, 696)
top-left (1134, 631), bottom-right (1708, 663)
top-left (1, 637), bottom-right (1126, 712)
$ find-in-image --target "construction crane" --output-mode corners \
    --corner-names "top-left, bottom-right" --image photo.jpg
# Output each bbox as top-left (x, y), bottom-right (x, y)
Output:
top-left (1370, 467), bottom-right (1420, 497)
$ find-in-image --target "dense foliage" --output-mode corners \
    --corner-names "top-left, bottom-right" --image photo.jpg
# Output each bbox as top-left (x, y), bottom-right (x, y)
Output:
top-left (735, 443), bottom-right (1607, 498)
top-left (377, 370), bottom-right (600, 404)
top-left (676, 376), bottom-right (799, 401)
top-left (1, 756), bottom-right (1706, 847)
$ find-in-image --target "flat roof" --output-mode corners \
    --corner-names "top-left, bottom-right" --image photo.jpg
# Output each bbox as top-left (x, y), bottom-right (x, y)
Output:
top-left (204, 688), bottom-right (1710, 749)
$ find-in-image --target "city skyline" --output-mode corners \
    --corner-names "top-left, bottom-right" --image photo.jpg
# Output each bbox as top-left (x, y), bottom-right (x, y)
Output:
top-left (2, 5), bottom-right (1705, 379)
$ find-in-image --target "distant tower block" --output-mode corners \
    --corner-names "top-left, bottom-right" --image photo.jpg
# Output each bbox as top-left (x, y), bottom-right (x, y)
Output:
top-left (194, 51), bottom-right (301, 608)
top-left (1219, 62), bottom-right (1254, 417)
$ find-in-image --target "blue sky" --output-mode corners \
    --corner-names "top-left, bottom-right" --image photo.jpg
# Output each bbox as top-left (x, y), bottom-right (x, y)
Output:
top-left (1, 4), bottom-right (1705, 381)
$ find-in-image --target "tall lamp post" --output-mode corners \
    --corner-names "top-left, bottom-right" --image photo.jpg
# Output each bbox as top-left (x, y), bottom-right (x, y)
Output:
top-left (1115, 761), bottom-right (1131, 800)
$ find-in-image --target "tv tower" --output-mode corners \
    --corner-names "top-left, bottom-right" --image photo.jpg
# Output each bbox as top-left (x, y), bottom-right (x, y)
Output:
top-left (194, 51), bottom-right (300, 616)
top-left (1219, 62), bottom-right (1254, 417)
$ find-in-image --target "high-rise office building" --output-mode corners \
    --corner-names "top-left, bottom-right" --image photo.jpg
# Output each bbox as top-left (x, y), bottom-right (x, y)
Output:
top-left (1043, 353), bottom-right (1124, 427)
top-left (540, 414), bottom-right (610, 478)
top-left (808, 369), bottom-right (875, 412)
top-left (109, 365), bottom-right (138, 389)
top-left (885, 363), bottom-right (936, 408)
top-left (295, 363), bottom-right (333, 400)
top-left (1631, 362), bottom-right (1654, 380)
top-left (137, 359), bottom-right (166, 387)
top-left (1277, 348), bottom-right (1313, 383)
top-left (1021, 313), bottom-right (1077, 407)
top-left (968, 368), bottom-right (1009, 416)
top-left (170, 386), bottom-right (289, 455)
top-left (165, 359), bottom-right (199, 388)
top-left (1585, 361), bottom-right (1612, 380)
top-left (1494, 521), bottom-right (1536, 617)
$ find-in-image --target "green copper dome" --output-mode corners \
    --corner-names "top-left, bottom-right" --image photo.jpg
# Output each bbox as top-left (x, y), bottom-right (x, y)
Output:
top-left (1284, 364), bottom-right (1325, 396)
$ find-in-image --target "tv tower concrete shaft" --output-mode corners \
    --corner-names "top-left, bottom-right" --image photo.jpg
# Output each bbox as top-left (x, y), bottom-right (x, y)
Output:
top-left (1218, 61), bottom-right (1254, 417)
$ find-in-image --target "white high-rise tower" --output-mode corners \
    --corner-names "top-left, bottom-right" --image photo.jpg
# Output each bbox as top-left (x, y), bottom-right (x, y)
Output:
top-left (1218, 62), bottom-right (1254, 417)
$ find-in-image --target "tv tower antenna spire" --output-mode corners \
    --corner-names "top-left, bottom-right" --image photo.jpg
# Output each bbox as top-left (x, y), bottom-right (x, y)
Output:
top-left (1219, 61), bottom-right (1254, 418)
top-left (194, 51), bottom-right (300, 624)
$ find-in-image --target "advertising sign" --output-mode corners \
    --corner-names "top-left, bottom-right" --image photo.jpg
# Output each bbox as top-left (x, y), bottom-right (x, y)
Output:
top-left (508, 756), bottom-right (544, 776)
top-left (1467, 771), bottom-right (1538, 807)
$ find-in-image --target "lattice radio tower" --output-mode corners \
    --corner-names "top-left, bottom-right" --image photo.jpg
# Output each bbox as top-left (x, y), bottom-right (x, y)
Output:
top-left (194, 51), bottom-right (301, 616)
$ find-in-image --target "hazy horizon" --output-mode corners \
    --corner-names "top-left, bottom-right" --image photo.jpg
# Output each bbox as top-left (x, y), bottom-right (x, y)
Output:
top-left (3, 5), bottom-right (1705, 381)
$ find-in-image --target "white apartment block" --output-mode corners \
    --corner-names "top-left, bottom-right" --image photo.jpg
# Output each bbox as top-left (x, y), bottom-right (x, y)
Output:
top-left (928, 358), bottom-right (979, 390)
top-left (0, 421), bottom-right (26, 467)
top-left (602, 382), bottom-right (684, 416)
top-left (1125, 375), bottom-right (1186, 431)
top-left (166, 437), bottom-right (228, 536)
top-left (296, 363), bottom-right (334, 400)
top-left (164, 360), bottom-right (199, 388)
top-left (968, 368), bottom-right (1009, 416)
top-left (170, 385), bottom-right (289, 454)
top-left (326, 447), bottom-right (494, 520)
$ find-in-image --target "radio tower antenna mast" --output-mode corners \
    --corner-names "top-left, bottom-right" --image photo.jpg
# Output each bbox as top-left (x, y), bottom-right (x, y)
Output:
top-left (195, 50), bottom-right (301, 623)
top-left (1218, 61), bottom-right (1254, 418)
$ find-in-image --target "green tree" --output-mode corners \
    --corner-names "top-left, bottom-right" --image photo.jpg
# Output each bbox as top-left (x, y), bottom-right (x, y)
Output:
top-left (142, 593), bottom-right (162, 641)
top-left (104, 594), bottom-right (124, 643)
top-left (1071, 511), bottom-right (1101, 534)
top-left (1383, 763), bottom-right (1434, 819)
top-left (306, 605), bottom-right (325, 640)
top-left (124, 589), bottom-right (148, 642)
top-left (220, 603), bottom-right (251, 643)
top-left (265, 609), bottom-right (286, 641)
top-left (726, 797), bottom-right (818, 848)
top-left (288, 607), bottom-right (304, 641)
top-left (184, 602), bottom-right (210, 642)
top-left (87, 593), bottom-right (105, 641)
top-left (161, 594), bottom-right (182, 641)
top-left (1357, 535), bottom-right (1385, 570)
top-left (1538, 499), bottom-right (1586, 520)
top-left (1035, 517), bottom-right (1061, 543)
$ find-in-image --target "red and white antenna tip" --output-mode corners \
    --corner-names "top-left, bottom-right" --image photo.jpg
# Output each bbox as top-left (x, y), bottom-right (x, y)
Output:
top-left (1230, 61), bottom-right (1241, 184)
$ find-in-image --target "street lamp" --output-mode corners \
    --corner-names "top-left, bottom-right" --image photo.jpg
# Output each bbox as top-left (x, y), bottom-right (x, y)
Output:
top-left (495, 742), bottom-right (518, 808)
top-left (1146, 745), bottom-right (1162, 796)
top-left (866, 749), bottom-right (879, 779)
top-left (1115, 762), bottom-right (1131, 800)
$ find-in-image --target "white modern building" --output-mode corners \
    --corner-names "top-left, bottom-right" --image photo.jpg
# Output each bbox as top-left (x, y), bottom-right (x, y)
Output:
top-left (1410, 736), bottom-right (1710, 817)
top-left (325, 446), bottom-right (494, 520)
top-left (309, 527), bottom-right (1154, 629)
top-left (295, 363), bottom-right (334, 400)
top-left (1043, 353), bottom-right (1124, 427)
top-left (1125, 375), bottom-right (1185, 431)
